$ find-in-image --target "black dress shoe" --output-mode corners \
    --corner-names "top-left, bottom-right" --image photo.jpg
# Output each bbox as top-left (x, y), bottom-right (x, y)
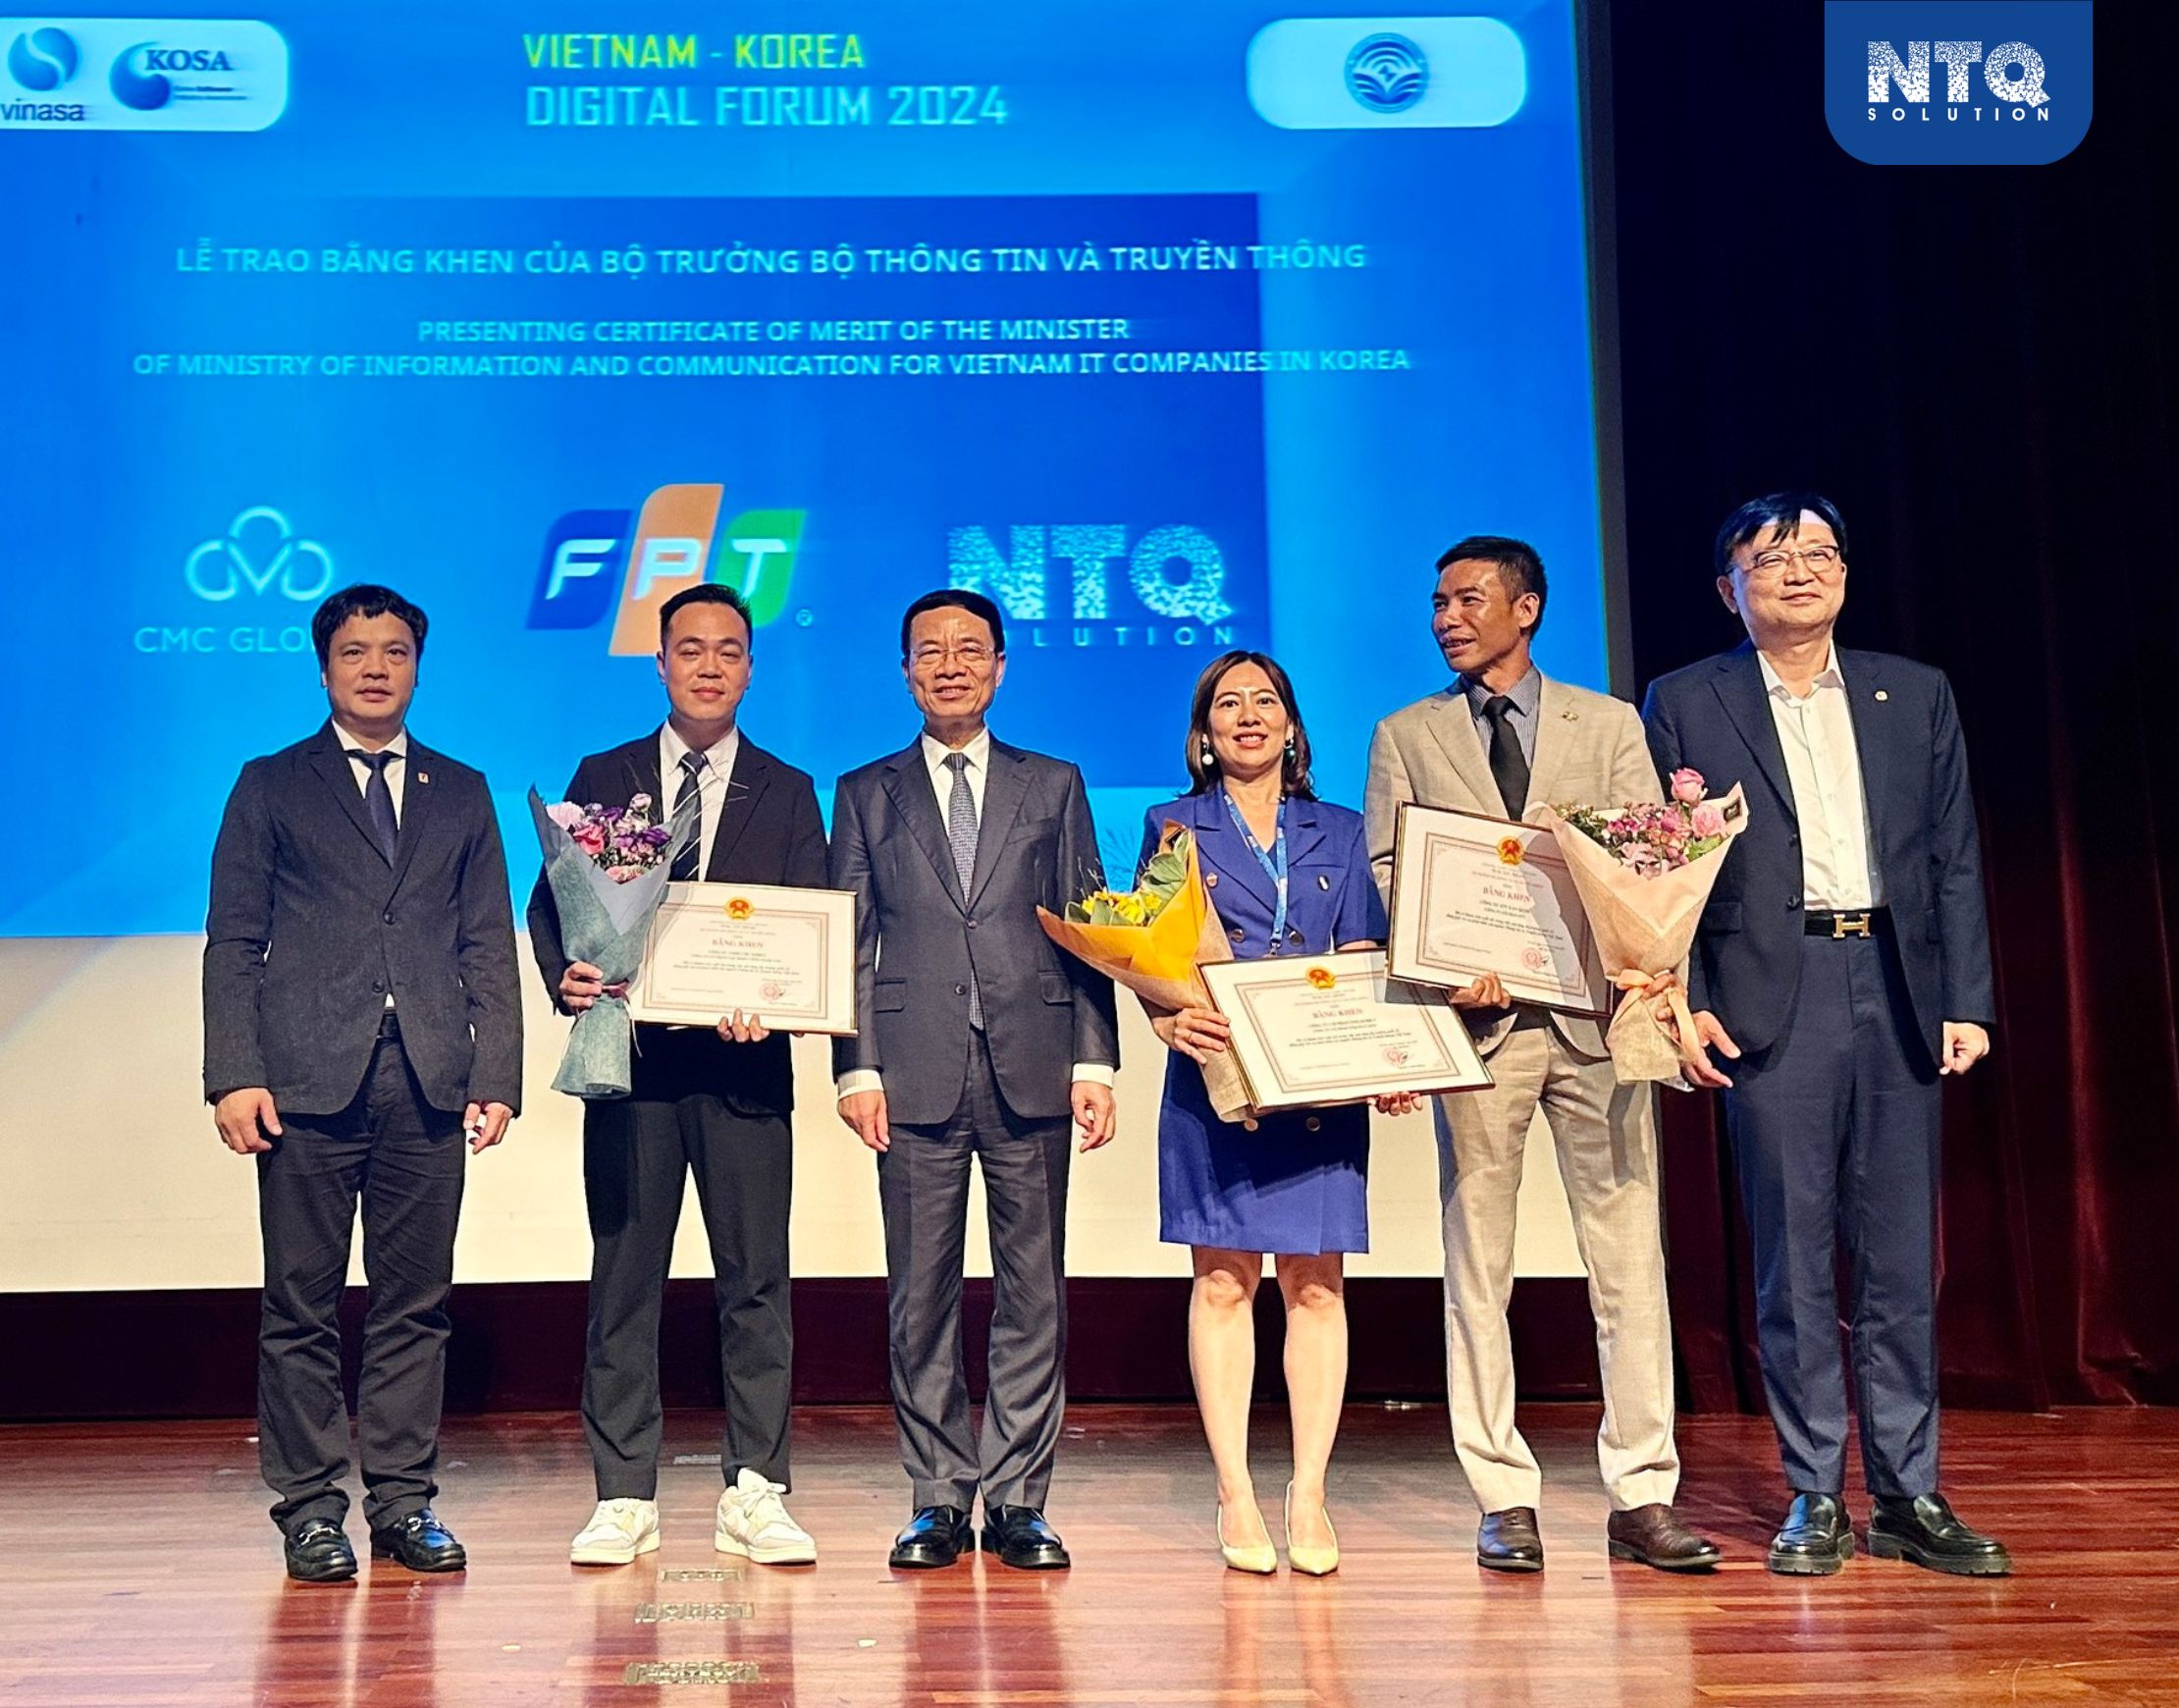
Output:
top-left (1768, 1492), bottom-right (1853, 1575)
top-left (1869, 1493), bottom-right (2012, 1576)
top-left (284, 1519), bottom-right (357, 1583)
top-left (369, 1508), bottom-right (468, 1573)
top-left (1477, 1507), bottom-right (1544, 1573)
top-left (982, 1506), bottom-right (1071, 1570)
top-left (889, 1505), bottom-right (973, 1569)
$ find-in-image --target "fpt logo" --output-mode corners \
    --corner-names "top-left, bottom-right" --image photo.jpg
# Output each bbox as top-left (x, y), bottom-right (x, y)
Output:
top-left (7, 25), bottom-right (77, 88)
top-left (529, 483), bottom-right (807, 656)
top-left (1824, 2), bottom-right (2093, 165)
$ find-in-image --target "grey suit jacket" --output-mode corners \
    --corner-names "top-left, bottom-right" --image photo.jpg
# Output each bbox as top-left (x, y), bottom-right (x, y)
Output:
top-left (203, 721), bottom-right (522, 1117)
top-left (828, 735), bottom-right (1120, 1127)
top-left (1363, 672), bottom-right (1662, 1058)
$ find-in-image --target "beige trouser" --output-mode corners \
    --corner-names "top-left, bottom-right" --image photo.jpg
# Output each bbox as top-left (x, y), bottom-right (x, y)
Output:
top-left (1435, 1018), bottom-right (1679, 1515)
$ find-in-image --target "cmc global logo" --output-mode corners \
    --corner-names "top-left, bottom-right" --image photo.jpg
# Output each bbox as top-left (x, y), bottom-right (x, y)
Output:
top-left (946, 524), bottom-right (1247, 650)
top-left (1824, 1), bottom-right (2093, 165)
top-left (0, 17), bottom-right (288, 131)
top-left (7, 26), bottom-right (79, 88)
top-left (529, 483), bottom-right (807, 656)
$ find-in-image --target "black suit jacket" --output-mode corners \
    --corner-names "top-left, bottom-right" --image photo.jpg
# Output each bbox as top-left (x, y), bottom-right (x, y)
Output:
top-left (1642, 642), bottom-right (1994, 1060)
top-left (526, 730), bottom-right (827, 1116)
top-left (828, 734), bottom-right (1120, 1126)
top-left (203, 721), bottom-right (523, 1116)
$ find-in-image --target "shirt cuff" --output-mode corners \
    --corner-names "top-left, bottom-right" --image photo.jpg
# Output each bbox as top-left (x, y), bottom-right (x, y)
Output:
top-left (835, 1069), bottom-right (883, 1100)
top-left (1070, 1062), bottom-right (1115, 1087)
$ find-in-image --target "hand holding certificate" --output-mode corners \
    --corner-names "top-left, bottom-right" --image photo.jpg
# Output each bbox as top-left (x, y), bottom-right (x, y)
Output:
top-left (1199, 949), bottom-right (1492, 1111)
top-left (625, 881), bottom-right (859, 1036)
top-left (1386, 804), bottom-right (1612, 1014)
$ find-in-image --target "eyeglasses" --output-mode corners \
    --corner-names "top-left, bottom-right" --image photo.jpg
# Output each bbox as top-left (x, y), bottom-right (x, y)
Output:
top-left (910, 642), bottom-right (994, 669)
top-left (1742, 545), bottom-right (1842, 580)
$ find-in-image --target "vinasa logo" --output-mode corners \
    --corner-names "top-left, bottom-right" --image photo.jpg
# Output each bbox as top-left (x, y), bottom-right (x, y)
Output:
top-left (7, 26), bottom-right (79, 88)
top-left (1824, 1), bottom-right (2093, 165)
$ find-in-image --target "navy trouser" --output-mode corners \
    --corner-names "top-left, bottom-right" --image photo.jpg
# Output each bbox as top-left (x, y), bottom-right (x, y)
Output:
top-left (1722, 929), bottom-right (1942, 1500)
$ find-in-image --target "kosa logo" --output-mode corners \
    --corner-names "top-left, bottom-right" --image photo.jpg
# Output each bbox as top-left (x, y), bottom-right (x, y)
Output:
top-left (7, 26), bottom-right (79, 88)
top-left (1344, 32), bottom-right (1426, 114)
top-left (1824, 2), bottom-right (2093, 165)
top-left (946, 524), bottom-right (1246, 651)
top-left (185, 507), bottom-right (335, 602)
top-left (528, 483), bottom-right (807, 656)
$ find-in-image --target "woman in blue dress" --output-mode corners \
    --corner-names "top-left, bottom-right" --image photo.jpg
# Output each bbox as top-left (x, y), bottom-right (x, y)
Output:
top-left (1139, 650), bottom-right (1419, 1575)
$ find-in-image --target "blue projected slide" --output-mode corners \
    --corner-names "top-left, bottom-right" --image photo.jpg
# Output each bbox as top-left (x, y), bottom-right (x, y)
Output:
top-left (0, 3), bottom-right (1612, 935)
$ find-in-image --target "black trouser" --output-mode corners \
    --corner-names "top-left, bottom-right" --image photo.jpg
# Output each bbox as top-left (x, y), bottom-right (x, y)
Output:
top-left (878, 1030), bottom-right (1073, 1513)
top-left (255, 1014), bottom-right (464, 1534)
top-left (581, 1071), bottom-right (794, 1499)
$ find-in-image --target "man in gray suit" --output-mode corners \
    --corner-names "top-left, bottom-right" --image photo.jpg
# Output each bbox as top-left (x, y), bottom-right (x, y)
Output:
top-left (1364, 537), bottom-right (1716, 1573)
top-left (829, 588), bottom-right (1120, 1571)
top-left (204, 584), bottom-right (521, 1583)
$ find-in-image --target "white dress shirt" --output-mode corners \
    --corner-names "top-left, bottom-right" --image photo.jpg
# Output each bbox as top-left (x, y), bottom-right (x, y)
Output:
top-left (837, 724), bottom-right (1112, 1100)
top-left (659, 721), bottom-right (743, 875)
top-left (331, 720), bottom-right (407, 822)
top-left (1759, 645), bottom-right (1883, 909)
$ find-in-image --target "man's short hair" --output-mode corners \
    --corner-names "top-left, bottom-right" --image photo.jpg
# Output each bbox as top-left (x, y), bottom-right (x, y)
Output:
top-left (1436, 535), bottom-right (1548, 636)
top-left (1714, 492), bottom-right (1851, 574)
top-left (311, 584), bottom-right (427, 668)
top-left (659, 582), bottom-right (754, 649)
top-left (900, 588), bottom-right (1006, 659)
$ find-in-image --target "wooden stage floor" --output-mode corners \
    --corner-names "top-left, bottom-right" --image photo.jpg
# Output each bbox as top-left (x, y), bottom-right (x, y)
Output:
top-left (2, 1404), bottom-right (2175, 1706)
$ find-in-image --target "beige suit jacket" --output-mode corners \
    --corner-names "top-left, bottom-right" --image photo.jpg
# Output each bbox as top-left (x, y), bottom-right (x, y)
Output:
top-left (1363, 671), bottom-right (1662, 1059)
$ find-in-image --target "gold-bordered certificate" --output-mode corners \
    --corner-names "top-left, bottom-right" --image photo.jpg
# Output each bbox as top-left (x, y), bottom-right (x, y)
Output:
top-left (626, 881), bottom-right (858, 1036)
top-left (1198, 949), bottom-right (1493, 1111)
top-left (1386, 804), bottom-right (1611, 1016)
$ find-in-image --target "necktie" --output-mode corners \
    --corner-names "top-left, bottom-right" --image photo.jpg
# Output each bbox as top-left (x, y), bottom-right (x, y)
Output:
top-left (345, 748), bottom-right (399, 863)
top-left (943, 752), bottom-right (984, 1029)
top-left (669, 750), bottom-right (707, 881)
top-left (1481, 697), bottom-right (1531, 818)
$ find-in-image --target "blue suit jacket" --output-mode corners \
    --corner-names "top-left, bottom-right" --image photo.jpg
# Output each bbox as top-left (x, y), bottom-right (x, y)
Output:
top-left (1137, 791), bottom-right (1385, 960)
top-left (1642, 642), bottom-right (1993, 1059)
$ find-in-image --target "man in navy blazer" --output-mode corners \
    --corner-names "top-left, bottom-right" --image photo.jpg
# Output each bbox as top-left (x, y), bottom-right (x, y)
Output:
top-left (204, 584), bottom-right (521, 1583)
top-left (1643, 493), bottom-right (2008, 1577)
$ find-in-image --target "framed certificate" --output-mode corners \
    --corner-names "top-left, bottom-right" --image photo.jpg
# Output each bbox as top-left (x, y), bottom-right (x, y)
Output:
top-left (625, 881), bottom-right (858, 1036)
top-left (1198, 949), bottom-right (1494, 1111)
top-left (1386, 804), bottom-right (1611, 1016)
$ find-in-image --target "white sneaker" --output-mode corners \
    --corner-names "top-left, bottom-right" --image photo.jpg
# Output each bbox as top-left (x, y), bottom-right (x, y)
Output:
top-left (570, 1498), bottom-right (661, 1566)
top-left (714, 1468), bottom-right (816, 1564)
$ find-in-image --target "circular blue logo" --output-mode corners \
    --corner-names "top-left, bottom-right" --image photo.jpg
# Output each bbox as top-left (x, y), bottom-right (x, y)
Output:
top-left (111, 42), bottom-right (174, 111)
top-left (1345, 32), bottom-right (1427, 114)
top-left (8, 26), bottom-right (80, 90)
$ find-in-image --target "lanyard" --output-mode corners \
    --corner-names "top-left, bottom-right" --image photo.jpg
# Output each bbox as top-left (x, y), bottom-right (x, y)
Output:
top-left (1220, 788), bottom-right (1289, 950)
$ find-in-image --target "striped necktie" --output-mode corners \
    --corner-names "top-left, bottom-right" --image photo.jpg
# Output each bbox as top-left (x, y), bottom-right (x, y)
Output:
top-left (669, 750), bottom-right (707, 881)
top-left (943, 752), bottom-right (983, 1029)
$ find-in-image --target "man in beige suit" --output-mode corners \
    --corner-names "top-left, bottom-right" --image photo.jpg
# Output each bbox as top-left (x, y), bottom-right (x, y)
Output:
top-left (1364, 536), bottom-right (1718, 1574)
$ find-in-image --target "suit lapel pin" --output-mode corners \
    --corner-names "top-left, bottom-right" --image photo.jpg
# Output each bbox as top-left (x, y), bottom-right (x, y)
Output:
top-left (1874, 691), bottom-right (1888, 703)
top-left (1562, 710), bottom-right (1577, 721)
top-left (1317, 873), bottom-right (1331, 890)
top-left (416, 771), bottom-right (430, 783)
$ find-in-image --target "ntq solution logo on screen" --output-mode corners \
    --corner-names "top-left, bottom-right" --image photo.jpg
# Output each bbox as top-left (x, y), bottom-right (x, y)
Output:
top-left (0, 16), bottom-right (288, 129)
top-left (1824, 1), bottom-right (2092, 164)
top-left (530, 485), bottom-right (808, 656)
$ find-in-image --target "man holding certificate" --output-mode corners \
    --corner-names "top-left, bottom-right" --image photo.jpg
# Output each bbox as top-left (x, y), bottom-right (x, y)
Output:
top-left (527, 583), bottom-right (827, 1569)
top-left (1364, 536), bottom-right (1719, 1573)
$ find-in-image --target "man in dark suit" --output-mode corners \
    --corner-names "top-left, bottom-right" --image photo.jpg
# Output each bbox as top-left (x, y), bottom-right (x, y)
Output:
top-left (204, 583), bottom-right (521, 1583)
top-left (1643, 492), bottom-right (2009, 1577)
top-left (528, 582), bottom-right (827, 1569)
top-left (829, 589), bottom-right (1120, 1571)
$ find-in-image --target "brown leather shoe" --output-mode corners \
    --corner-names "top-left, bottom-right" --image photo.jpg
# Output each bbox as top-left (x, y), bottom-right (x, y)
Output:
top-left (1477, 1507), bottom-right (1543, 1573)
top-left (1606, 1503), bottom-right (1723, 1572)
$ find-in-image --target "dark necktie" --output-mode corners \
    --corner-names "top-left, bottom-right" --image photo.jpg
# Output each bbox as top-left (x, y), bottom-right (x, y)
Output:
top-left (942, 752), bottom-right (984, 1029)
top-left (669, 750), bottom-right (708, 881)
top-left (345, 748), bottom-right (399, 863)
top-left (1481, 697), bottom-right (1531, 818)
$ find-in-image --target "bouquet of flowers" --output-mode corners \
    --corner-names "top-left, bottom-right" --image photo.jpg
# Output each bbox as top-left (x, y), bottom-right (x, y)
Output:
top-left (529, 786), bottom-right (698, 1098)
top-left (1532, 770), bottom-right (1748, 1084)
top-left (1037, 824), bottom-right (1251, 1122)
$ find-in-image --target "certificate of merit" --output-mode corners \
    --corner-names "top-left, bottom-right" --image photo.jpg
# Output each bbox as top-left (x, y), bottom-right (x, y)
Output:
top-left (1198, 949), bottom-right (1493, 1111)
top-left (1386, 804), bottom-right (1612, 1016)
top-left (625, 881), bottom-right (858, 1036)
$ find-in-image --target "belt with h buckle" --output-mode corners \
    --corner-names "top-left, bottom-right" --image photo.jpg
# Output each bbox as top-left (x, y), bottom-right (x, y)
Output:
top-left (1804, 908), bottom-right (1885, 938)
